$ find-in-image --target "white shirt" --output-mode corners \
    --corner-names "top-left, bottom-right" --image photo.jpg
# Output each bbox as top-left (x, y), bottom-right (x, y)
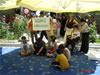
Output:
top-left (72, 31), bottom-right (80, 37)
top-left (64, 48), bottom-right (71, 61)
top-left (21, 42), bottom-right (29, 49)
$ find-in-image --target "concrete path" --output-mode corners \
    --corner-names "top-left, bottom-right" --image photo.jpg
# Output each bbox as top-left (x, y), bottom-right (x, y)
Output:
top-left (0, 37), bottom-right (100, 48)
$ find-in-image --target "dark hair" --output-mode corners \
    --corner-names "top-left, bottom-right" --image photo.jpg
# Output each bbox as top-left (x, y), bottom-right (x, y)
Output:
top-left (21, 36), bottom-right (26, 40)
top-left (40, 12), bottom-right (44, 15)
top-left (57, 19), bottom-right (60, 22)
top-left (51, 36), bottom-right (56, 42)
top-left (56, 49), bottom-right (62, 54)
top-left (59, 44), bottom-right (65, 49)
top-left (80, 18), bottom-right (86, 22)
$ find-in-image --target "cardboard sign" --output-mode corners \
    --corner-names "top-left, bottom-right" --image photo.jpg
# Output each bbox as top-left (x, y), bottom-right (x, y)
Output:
top-left (32, 17), bottom-right (50, 30)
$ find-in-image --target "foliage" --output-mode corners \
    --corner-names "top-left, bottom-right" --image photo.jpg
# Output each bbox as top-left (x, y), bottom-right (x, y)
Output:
top-left (0, 21), bottom-right (8, 38)
top-left (0, 14), bottom-right (29, 40)
top-left (88, 21), bottom-right (97, 42)
top-left (11, 14), bottom-right (29, 39)
top-left (96, 38), bottom-right (100, 43)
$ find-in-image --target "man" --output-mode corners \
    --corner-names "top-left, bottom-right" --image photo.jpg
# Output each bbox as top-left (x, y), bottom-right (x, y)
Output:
top-left (39, 12), bottom-right (48, 40)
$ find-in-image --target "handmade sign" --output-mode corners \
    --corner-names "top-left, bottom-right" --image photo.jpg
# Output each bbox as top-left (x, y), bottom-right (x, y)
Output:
top-left (32, 17), bottom-right (50, 30)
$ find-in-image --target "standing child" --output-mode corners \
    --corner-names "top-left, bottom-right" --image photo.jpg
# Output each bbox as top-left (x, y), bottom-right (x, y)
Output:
top-left (19, 36), bottom-right (31, 56)
top-left (52, 49), bottom-right (69, 70)
top-left (56, 19), bottom-right (61, 37)
top-left (47, 36), bottom-right (57, 57)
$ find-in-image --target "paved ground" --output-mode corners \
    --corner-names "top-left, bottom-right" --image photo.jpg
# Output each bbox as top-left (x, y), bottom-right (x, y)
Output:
top-left (0, 37), bottom-right (100, 48)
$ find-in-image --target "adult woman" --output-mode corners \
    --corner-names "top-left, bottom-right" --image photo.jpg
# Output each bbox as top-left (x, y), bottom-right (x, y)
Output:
top-left (80, 18), bottom-right (89, 53)
top-left (64, 14), bottom-right (79, 43)
top-left (48, 17), bottom-right (54, 36)
top-left (40, 12), bottom-right (48, 40)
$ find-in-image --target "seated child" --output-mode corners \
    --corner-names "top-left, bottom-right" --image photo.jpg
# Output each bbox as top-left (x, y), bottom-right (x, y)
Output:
top-left (19, 36), bottom-right (31, 56)
top-left (59, 44), bottom-right (71, 61)
top-left (47, 36), bottom-right (57, 57)
top-left (65, 25), bottom-right (80, 54)
top-left (32, 38), bottom-right (47, 56)
top-left (52, 49), bottom-right (69, 70)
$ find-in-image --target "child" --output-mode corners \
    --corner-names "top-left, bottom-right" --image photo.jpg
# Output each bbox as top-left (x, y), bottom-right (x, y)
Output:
top-left (58, 44), bottom-right (71, 61)
top-left (32, 38), bottom-right (47, 56)
top-left (65, 25), bottom-right (80, 54)
top-left (56, 19), bottom-right (61, 37)
top-left (52, 49), bottom-right (69, 70)
top-left (47, 36), bottom-right (57, 57)
top-left (19, 36), bottom-right (31, 56)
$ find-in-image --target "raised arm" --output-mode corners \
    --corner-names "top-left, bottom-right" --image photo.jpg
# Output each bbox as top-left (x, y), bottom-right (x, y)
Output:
top-left (80, 24), bottom-right (88, 32)
top-left (73, 19), bottom-right (79, 26)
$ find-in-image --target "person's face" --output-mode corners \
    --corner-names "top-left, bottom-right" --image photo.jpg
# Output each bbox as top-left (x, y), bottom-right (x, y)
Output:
top-left (61, 48), bottom-right (64, 50)
top-left (63, 16), bottom-right (65, 19)
top-left (22, 39), bottom-right (26, 43)
top-left (50, 38), bottom-right (53, 41)
top-left (40, 14), bottom-right (44, 17)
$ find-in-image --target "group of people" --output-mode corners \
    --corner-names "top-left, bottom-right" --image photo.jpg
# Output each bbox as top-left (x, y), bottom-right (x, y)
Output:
top-left (19, 35), bottom-right (70, 70)
top-left (64, 14), bottom-right (89, 54)
top-left (19, 12), bottom-right (89, 70)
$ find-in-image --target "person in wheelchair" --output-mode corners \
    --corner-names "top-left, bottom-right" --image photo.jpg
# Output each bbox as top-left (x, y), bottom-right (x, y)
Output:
top-left (65, 25), bottom-right (80, 55)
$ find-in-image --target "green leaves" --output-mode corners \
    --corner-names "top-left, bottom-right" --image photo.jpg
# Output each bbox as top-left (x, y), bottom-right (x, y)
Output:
top-left (11, 14), bottom-right (29, 39)
top-left (0, 14), bottom-right (29, 40)
top-left (88, 23), bottom-right (97, 43)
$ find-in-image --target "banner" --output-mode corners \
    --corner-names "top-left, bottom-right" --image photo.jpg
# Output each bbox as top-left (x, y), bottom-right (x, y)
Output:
top-left (32, 17), bottom-right (50, 30)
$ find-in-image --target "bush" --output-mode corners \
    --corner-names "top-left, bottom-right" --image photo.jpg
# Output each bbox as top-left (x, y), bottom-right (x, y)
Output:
top-left (0, 14), bottom-right (29, 40)
top-left (11, 14), bottom-right (29, 39)
top-left (88, 21), bottom-right (97, 43)
top-left (96, 38), bottom-right (100, 43)
top-left (0, 21), bottom-right (8, 39)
